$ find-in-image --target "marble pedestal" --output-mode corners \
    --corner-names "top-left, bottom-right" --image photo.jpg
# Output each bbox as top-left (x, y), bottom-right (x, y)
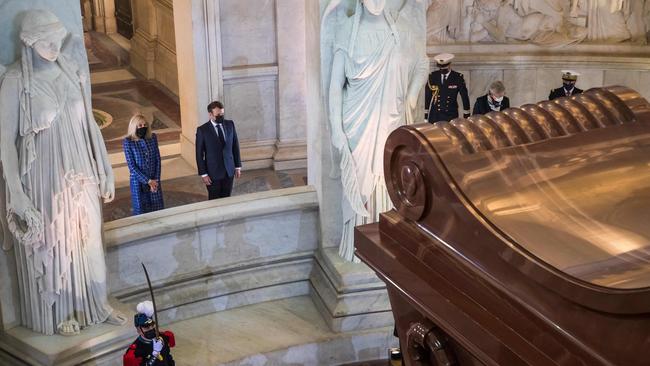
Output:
top-left (0, 296), bottom-right (397, 366)
top-left (0, 302), bottom-right (133, 366)
top-left (310, 248), bottom-right (394, 333)
top-left (273, 141), bottom-right (308, 170)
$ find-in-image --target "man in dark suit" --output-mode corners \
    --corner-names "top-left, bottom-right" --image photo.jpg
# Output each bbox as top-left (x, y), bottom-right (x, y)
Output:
top-left (196, 101), bottom-right (242, 199)
top-left (549, 70), bottom-right (583, 100)
top-left (425, 53), bottom-right (470, 123)
top-left (472, 80), bottom-right (510, 115)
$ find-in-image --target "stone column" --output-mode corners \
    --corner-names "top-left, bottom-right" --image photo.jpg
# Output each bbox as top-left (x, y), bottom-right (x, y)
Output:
top-left (82, 0), bottom-right (92, 31)
top-left (273, 0), bottom-right (308, 170)
top-left (131, 0), bottom-right (158, 79)
top-left (92, 0), bottom-right (117, 34)
top-left (152, 0), bottom-right (178, 94)
top-left (173, 0), bottom-right (224, 167)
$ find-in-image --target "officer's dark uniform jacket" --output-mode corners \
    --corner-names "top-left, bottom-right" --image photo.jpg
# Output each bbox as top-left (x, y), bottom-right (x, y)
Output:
top-left (549, 86), bottom-right (583, 100)
top-left (425, 70), bottom-right (470, 123)
top-left (472, 94), bottom-right (510, 116)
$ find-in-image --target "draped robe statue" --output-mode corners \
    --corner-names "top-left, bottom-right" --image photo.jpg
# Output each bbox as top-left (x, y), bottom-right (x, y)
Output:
top-left (322, 0), bottom-right (429, 261)
top-left (427, 0), bottom-right (464, 44)
top-left (0, 10), bottom-right (125, 335)
top-left (586, 0), bottom-right (631, 42)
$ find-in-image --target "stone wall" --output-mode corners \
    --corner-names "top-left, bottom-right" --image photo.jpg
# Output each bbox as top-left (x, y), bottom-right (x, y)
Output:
top-left (425, 0), bottom-right (650, 117)
top-left (131, 0), bottom-right (179, 95)
top-left (174, 0), bottom-right (308, 171)
top-left (103, 187), bottom-right (319, 324)
top-left (429, 44), bottom-right (650, 115)
top-left (427, 0), bottom-right (650, 46)
top-left (90, 0), bottom-right (117, 34)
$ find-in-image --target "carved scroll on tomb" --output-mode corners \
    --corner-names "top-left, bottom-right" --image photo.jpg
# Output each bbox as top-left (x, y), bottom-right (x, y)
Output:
top-left (356, 86), bottom-right (650, 366)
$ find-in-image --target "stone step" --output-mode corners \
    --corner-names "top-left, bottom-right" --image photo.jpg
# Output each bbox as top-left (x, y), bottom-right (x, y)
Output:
top-left (93, 296), bottom-right (395, 366)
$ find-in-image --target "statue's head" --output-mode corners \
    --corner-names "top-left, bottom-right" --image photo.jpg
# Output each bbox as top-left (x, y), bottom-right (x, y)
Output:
top-left (20, 10), bottom-right (68, 62)
top-left (362, 0), bottom-right (386, 15)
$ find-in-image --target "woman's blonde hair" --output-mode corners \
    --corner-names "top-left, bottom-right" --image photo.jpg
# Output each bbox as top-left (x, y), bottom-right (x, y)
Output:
top-left (127, 114), bottom-right (153, 140)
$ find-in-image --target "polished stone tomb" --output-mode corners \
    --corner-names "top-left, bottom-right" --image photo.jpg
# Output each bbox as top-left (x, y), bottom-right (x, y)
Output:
top-left (356, 86), bottom-right (650, 365)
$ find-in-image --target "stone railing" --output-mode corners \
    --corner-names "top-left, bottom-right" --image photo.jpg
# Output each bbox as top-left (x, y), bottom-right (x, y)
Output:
top-left (103, 186), bottom-right (319, 324)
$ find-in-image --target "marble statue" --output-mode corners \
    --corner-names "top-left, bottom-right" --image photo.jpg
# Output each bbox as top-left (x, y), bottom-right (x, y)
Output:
top-left (513, 0), bottom-right (564, 19)
top-left (625, 0), bottom-right (649, 44)
top-left (583, 0), bottom-right (631, 42)
top-left (484, 0), bottom-right (586, 46)
top-left (0, 63), bottom-right (9, 252)
top-left (427, 0), bottom-right (648, 45)
top-left (469, 0), bottom-right (502, 42)
top-left (426, 0), bottom-right (464, 43)
top-left (0, 9), bottom-right (125, 335)
top-left (322, 0), bottom-right (429, 261)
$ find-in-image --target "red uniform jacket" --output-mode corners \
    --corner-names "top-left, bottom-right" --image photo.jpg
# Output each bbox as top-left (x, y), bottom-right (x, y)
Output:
top-left (123, 331), bottom-right (175, 366)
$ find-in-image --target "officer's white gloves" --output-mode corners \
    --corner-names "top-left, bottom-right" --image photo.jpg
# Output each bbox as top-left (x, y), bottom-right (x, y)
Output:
top-left (152, 337), bottom-right (164, 357)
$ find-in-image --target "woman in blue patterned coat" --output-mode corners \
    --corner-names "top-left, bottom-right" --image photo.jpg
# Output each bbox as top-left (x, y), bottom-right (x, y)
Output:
top-left (123, 114), bottom-right (164, 215)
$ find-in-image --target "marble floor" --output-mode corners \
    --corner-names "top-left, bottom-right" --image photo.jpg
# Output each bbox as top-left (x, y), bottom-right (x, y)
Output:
top-left (86, 33), bottom-right (309, 222)
top-left (86, 31), bottom-right (181, 153)
top-left (166, 296), bottom-right (394, 365)
top-left (92, 79), bottom-right (181, 152)
top-left (86, 31), bottom-right (129, 71)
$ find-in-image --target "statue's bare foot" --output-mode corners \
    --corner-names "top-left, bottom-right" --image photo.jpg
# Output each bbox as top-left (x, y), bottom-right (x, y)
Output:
top-left (106, 310), bottom-right (127, 325)
top-left (57, 320), bottom-right (80, 336)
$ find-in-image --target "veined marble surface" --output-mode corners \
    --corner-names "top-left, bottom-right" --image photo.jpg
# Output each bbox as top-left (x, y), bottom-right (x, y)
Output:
top-left (176, 297), bottom-right (395, 365)
top-left (104, 186), bottom-right (317, 246)
top-left (0, 300), bottom-right (134, 366)
top-left (310, 248), bottom-right (393, 332)
top-left (0, 297), bottom-right (397, 366)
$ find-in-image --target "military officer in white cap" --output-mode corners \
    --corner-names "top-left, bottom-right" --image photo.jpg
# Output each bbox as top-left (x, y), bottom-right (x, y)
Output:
top-left (425, 53), bottom-right (470, 123)
top-left (549, 70), bottom-right (583, 100)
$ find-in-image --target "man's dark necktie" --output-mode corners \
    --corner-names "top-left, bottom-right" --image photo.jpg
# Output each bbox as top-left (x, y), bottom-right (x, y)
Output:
top-left (216, 123), bottom-right (225, 145)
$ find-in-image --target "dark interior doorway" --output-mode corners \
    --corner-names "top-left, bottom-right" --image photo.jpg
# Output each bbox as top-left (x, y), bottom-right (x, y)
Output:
top-left (115, 0), bottom-right (134, 39)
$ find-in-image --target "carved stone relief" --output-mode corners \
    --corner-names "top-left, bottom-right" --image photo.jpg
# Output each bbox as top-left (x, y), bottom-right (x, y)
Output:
top-left (427, 0), bottom-right (650, 46)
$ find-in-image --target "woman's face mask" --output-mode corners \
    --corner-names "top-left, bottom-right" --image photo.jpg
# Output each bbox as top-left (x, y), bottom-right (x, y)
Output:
top-left (490, 92), bottom-right (504, 103)
top-left (136, 126), bottom-right (148, 139)
top-left (362, 0), bottom-right (386, 15)
top-left (33, 35), bottom-right (63, 62)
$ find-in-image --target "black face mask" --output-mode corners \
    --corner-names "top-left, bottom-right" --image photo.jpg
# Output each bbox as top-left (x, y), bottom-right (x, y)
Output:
top-left (215, 115), bottom-right (224, 124)
top-left (136, 126), bottom-right (148, 139)
top-left (142, 328), bottom-right (157, 340)
top-left (563, 81), bottom-right (575, 89)
top-left (439, 67), bottom-right (450, 74)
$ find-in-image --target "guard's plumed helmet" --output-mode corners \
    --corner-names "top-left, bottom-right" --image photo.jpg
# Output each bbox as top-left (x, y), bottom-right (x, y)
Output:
top-left (133, 300), bottom-right (155, 327)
